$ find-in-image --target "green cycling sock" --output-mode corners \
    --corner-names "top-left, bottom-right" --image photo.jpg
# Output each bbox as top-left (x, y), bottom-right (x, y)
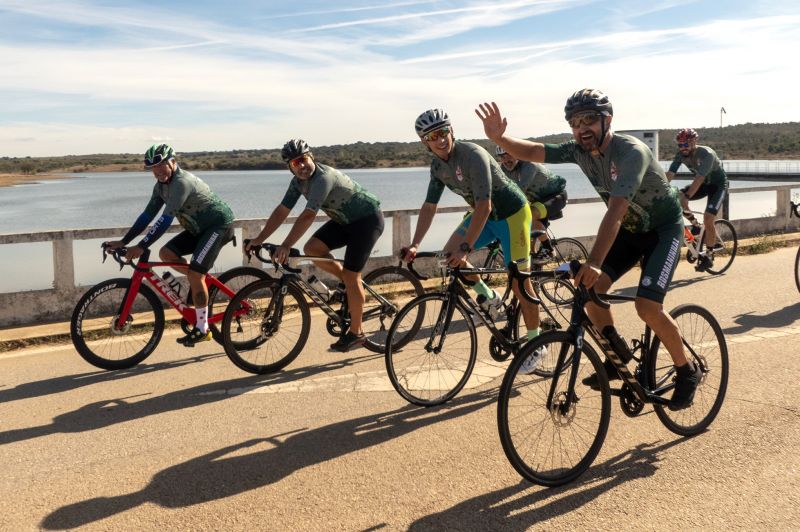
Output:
top-left (474, 279), bottom-right (495, 299)
top-left (527, 327), bottom-right (541, 340)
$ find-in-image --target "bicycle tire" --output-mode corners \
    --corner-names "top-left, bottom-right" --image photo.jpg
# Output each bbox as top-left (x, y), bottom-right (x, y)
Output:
top-left (795, 246), bottom-right (800, 294)
top-left (705, 219), bottom-right (737, 275)
top-left (510, 282), bottom-right (574, 377)
top-left (70, 278), bottom-right (165, 370)
top-left (479, 246), bottom-right (506, 287)
top-left (498, 331), bottom-right (611, 487)
top-left (361, 266), bottom-right (424, 353)
top-left (648, 304), bottom-right (729, 436)
top-left (535, 237), bottom-right (588, 270)
top-left (206, 266), bottom-right (270, 345)
top-left (384, 293), bottom-right (477, 407)
top-left (221, 278), bottom-right (310, 374)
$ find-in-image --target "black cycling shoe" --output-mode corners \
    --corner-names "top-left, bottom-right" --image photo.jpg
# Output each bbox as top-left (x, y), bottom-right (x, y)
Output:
top-left (330, 331), bottom-right (366, 353)
top-left (176, 327), bottom-right (212, 347)
top-left (581, 358), bottom-right (620, 390)
top-left (695, 254), bottom-right (713, 272)
top-left (668, 363), bottom-right (703, 411)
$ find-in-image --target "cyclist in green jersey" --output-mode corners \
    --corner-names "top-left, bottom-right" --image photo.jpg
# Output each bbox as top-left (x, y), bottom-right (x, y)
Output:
top-left (495, 145), bottom-right (568, 262)
top-left (401, 109), bottom-right (543, 373)
top-left (245, 139), bottom-right (384, 352)
top-left (477, 90), bottom-right (701, 410)
top-left (666, 128), bottom-right (729, 271)
top-left (106, 144), bottom-right (235, 346)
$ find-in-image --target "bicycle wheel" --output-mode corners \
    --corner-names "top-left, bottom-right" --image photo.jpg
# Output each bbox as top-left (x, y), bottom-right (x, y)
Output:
top-left (648, 304), bottom-right (728, 436)
top-left (535, 237), bottom-right (588, 270)
top-left (705, 219), bottom-right (737, 275)
top-left (221, 279), bottom-right (310, 374)
top-left (478, 246), bottom-right (506, 287)
top-left (70, 278), bottom-right (165, 370)
top-left (207, 266), bottom-right (270, 345)
top-left (511, 280), bottom-right (575, 376)
top-left (498, 332), bottom-right (611, 487)
top-left (795, 246), bottom-right (800, 294)
top-left (384, 293), bottom-right (477, 406)
top-left (361, 266), bottom-right (424, 353)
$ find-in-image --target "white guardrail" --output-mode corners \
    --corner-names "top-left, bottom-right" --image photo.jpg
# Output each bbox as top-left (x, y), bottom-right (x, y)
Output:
top-left (0, 184), bottom-right (797, 328)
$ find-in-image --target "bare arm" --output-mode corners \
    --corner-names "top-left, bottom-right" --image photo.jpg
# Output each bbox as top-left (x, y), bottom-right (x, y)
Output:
top-left (475, 101), bottom-right (546, 163)
top-left (248, 204), bottom-right (291, 250)
top-left (411, 202), bottom-right (438, 248)
top-left (281, 209), bottom-right (317, 249)
top-left (665, 171), bottom-right (676, 182)
top-left (574, 196), bottom-right (628, 288)
top-left (462, 199), bottom-right (491, 249)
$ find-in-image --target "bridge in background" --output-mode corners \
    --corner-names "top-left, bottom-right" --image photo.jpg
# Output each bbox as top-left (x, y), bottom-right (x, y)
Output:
top-left (0, 182), bottom-right (797, 328)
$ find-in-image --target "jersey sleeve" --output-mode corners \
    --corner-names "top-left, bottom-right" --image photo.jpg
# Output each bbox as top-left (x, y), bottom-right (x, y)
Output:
top-left (280, 179), bottom-right (302, 210)
top-left (163, 178), bottom-right (192, 217)
top-left (668, 152), bottom-right (683, 173)
top-left (695, 148), bottom-right (715, 177)
top-left (611, 145), bottom-right (648, 200)
top-left (304, 173), bottom-right (335, 213)
top-left (424, 168), bottom-right (446, 204)
top-left (543, 142), bottom-right (577, 164)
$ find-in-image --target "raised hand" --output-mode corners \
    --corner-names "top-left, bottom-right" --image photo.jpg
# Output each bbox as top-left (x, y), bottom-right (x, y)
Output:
top-left (475, 102), bottom-right (507, 142)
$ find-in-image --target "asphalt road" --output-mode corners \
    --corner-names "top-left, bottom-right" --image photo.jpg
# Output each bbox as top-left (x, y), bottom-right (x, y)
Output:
top-left (1, 247), bottom-right (799, 530)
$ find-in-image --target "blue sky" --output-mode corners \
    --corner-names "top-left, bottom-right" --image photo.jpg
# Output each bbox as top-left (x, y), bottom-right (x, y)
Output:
top-left (1, 0), bottom-right (799, 156)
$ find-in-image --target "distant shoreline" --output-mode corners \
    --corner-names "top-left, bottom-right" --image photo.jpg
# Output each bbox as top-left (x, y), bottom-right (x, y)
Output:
top-left (0, 173), bottom-right (77, 188)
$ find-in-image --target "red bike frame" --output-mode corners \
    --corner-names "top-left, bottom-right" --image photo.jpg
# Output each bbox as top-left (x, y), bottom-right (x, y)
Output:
top-left (114, 258), bottom-right (249, 330)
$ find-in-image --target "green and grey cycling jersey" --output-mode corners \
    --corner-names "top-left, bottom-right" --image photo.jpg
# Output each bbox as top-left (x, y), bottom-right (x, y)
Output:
top-left (501, 160), bottom-right (567, 204)
top-left (668, 145), bottom-right (728, 186)
top-left (143, 167), bottom-right (234, 235)
top-left (426, 140), bottom-right (527, 220)
top-left (280, 163), bottom-right (381, 225)
top-left (544, 134), bottom-right (682, 233)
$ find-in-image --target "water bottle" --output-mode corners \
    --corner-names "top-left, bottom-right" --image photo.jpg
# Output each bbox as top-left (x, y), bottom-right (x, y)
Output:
top-left (308, 275), bottom-right (331, 302)
top-left (690, 224), bottom-right (702, 236)
top-left (162, 271), bottom-right (182, 298)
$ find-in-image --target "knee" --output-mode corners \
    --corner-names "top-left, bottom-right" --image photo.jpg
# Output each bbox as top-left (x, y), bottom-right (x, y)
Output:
top-left (635, 298), bottom-right (660, 322)
top-left (159, 247), bottom-right (174, 261)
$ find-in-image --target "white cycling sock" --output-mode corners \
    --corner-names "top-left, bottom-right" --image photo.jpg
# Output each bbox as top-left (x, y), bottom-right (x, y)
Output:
top-left (195, 307), bottom-right (208, 334)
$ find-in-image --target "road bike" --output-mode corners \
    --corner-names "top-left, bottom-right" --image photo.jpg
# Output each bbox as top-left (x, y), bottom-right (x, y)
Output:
top-left (791, 201), bottom-right (800, 293)
top-left (71, 244), bottom-right (269, 370)
top-left (383, 253), bottom-right (576, 407)
top-left (479, 224), bottom-right (588, 276)
top-left (682, 210), bottom-right (737, 275)
top-left (220, 242), bottom-right (424, 374)
top-left (497, 262), bottom-right (729, 486)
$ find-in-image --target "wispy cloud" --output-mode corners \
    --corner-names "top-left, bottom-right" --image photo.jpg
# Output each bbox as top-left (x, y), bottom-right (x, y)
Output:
top-left (0, 0), bottom-right (799, 156)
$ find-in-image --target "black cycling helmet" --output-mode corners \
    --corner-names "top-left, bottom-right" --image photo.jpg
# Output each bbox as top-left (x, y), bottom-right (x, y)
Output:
top-left (144, 143), bottom-right (176, 168)
top-left (564, 89), bottom-right (613, 120)
top-left (414, 108), bottom-right (451, 137)
top-left (281, 139), bottom-right (311, 162)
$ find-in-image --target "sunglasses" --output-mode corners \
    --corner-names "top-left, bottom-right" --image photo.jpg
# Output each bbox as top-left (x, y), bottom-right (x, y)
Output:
top-left (568, 112), bottom-right (602, 129)
top-left (288, 154), bottom-right (312, 170)
top-left (145, 155), bottom-right (170, 167)
top-left (422, 127), bottom-right (451, 142)
top-left (678, 142), bottom-right (691, 148)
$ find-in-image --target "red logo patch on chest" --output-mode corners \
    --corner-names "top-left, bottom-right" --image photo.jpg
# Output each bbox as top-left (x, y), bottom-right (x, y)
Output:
top-left (610, 162), bottom-right (618, 181)
top-left (456, 166), bottom-right (464, 181)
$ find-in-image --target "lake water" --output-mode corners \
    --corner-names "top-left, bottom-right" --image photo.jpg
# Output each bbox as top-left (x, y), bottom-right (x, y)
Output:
top-left (1, 164), bottom-right (797, 293)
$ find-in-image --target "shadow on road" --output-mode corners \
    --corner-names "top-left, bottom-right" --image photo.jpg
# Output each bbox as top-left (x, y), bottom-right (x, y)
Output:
top-left (0, 350), bottom-right (385, 446)
top-left (408, 438), bottom-right (688, 531)
top-left (40, 390), bottom-right (497, 530)
top-left (724, 302), bottom-right (800, 335)
top-left (0, 352), bottom-right (226, 404)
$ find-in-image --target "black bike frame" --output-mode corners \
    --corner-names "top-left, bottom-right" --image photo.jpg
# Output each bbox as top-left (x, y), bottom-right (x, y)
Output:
top-left (547, 286), bottom-right (709, 411)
